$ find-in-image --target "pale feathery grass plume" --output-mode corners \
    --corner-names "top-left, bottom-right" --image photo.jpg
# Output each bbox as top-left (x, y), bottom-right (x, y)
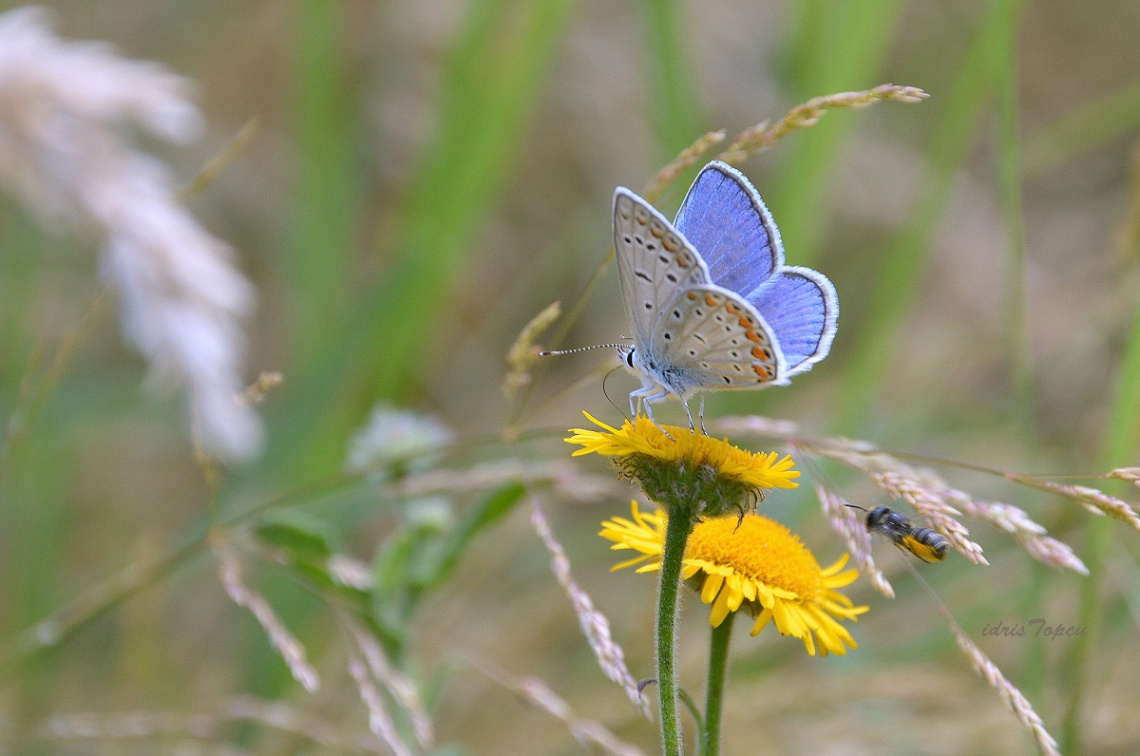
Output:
top-left (1007, 474), bottom-right (1140, 532)
top-left (39, 696), bottom-right (385, 752)
top-left (638, 84), bottom-right (927, 203)
top-left (504, 300), bottom-right (561, 399)
top-left (961, 500), bottom-right (1089, 575)
top-left (1107, 467), bottom-right (1140, 485)
top-left (0, 6), bottom-right (261, 462)
top-left (814, 482), bottom-right (895, 597)
top-left (343, 615), bottom-right (433, 750)
top-left (717, 84), bottom-right (929, 165)
top-left (947, 620), bottom-right (1061, 756)
top-left (214, 544), bottom-right (320, 693)
top-left (530, 500), bottom-right (651, 717)
top-left (480, 664), bottom-right (647, 756)
top-left (347, 654), bottom-right (415, 756)
top-left (719, 416), bottom-right (1093, 570)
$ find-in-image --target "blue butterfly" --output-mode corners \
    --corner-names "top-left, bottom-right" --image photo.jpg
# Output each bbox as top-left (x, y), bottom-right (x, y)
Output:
top-left (614, 160), bottom-right (838, 430)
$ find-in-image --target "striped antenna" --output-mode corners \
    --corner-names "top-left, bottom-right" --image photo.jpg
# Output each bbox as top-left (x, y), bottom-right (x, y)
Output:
top-left (539, 344), bottom-right (626, 356)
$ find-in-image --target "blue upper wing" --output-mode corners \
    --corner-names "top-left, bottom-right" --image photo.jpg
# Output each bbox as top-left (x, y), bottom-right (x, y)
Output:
top-left (746, 267), bottom-right (838, 375)
top-left (673, 161), bottom-right (783, 296)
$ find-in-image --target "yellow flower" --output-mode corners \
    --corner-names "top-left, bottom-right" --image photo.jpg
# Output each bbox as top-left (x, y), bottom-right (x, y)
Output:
top-left (567, 412), bottom-right (799, 518)
top-left (601, 501), bottom-right (868, 656)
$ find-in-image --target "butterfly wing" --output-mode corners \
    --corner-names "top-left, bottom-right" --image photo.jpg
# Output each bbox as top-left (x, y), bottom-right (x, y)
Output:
top-left (745, 267), bottom-right (838, 376)
top-left (673, 161), bottom-right (783, 296)
top-left (613, 188), bottom-right (710, 350)
top-left (646, 285), bottom-right (785, 390)
top-left (675, 161), bottom-right (838, 377)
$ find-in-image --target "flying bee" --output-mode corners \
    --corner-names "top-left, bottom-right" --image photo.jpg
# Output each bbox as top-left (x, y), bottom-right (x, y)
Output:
top-left (848, 504), bottom-right (948, 563)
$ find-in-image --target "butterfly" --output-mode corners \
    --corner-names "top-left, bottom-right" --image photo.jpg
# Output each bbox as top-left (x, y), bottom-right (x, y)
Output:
top-left (614, 160), bottom-right (838, 431)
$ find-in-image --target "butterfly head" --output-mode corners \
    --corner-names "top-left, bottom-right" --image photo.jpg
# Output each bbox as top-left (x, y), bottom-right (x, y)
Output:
top-left (617, 343), bottom-right (637, 372)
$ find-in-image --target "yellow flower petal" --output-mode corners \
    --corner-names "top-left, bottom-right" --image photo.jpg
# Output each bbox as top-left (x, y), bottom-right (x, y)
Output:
top-left (602, 501), bottom-right (869, 657)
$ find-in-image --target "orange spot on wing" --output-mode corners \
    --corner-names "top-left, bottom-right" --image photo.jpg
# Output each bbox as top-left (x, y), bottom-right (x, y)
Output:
top-left (704, 293), bottom-right (718, 307)
top-left (725, 303), bottom-right (740, 316)
top-left (663, 238), bottom-right (677, 252)
top-left (687, 292), bottom-right (699, 300)
top-left (753, 364), bottom-right (771, 380)
top-left (745, 330), bottom-right (762, 343)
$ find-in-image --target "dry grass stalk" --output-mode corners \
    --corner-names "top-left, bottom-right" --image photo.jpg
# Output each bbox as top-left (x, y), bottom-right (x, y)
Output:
top-left (504, 300), bottom-right (561, 398)
top-left (481, 665), bottom-right (647, 756)
top-left (214, 544), bottom-right (319, 693)
top-left (530, 500), bottom-right (651, 717)
top-left (38, 696), bottom-right (385, 751)
top-left (961, 500), bottom-right (1089, 574)
top-left (344, 617), bottom-right (433, 750)
top-left (1007, 475), bottom-right (1140, 532)
top-left (717, 84), bottom-right (929, 165)
top-left (348, 655), bottom-right (415, 756)
top-left (814, 482), bottom-right (894, 597)
top-left (641, 129), bottom-right (727, 202)
top-left (948, 621), bottom-right (1061, 756)
top-left (1107, 467), bottom-right (1140, 485)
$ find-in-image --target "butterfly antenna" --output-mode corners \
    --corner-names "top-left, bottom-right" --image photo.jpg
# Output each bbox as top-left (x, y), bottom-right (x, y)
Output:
top-left (539, 343), bottom-right (626, 356)
top-left (845, 503), bottom-right (870, 513)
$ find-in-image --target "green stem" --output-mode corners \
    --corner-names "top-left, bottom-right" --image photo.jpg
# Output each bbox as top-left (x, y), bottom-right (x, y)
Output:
top-left (658, 508), bottom-right (697, 756)
top-left (702, 611), bottom-right (735, 756)
top-left (1062, 281), bottom-right (1140, 754)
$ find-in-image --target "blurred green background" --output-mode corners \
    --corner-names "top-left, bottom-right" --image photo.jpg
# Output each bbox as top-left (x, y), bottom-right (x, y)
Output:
top-left (2, 0), bottom-right (1139, 753)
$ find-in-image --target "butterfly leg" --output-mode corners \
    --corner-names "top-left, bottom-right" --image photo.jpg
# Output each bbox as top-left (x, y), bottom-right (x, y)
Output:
top-left (632, 386), bottom-right (674, 438)
top-left (679, 396), bottom-right (696, 434)
top-left (698, 394), bottom-right (707, 435)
